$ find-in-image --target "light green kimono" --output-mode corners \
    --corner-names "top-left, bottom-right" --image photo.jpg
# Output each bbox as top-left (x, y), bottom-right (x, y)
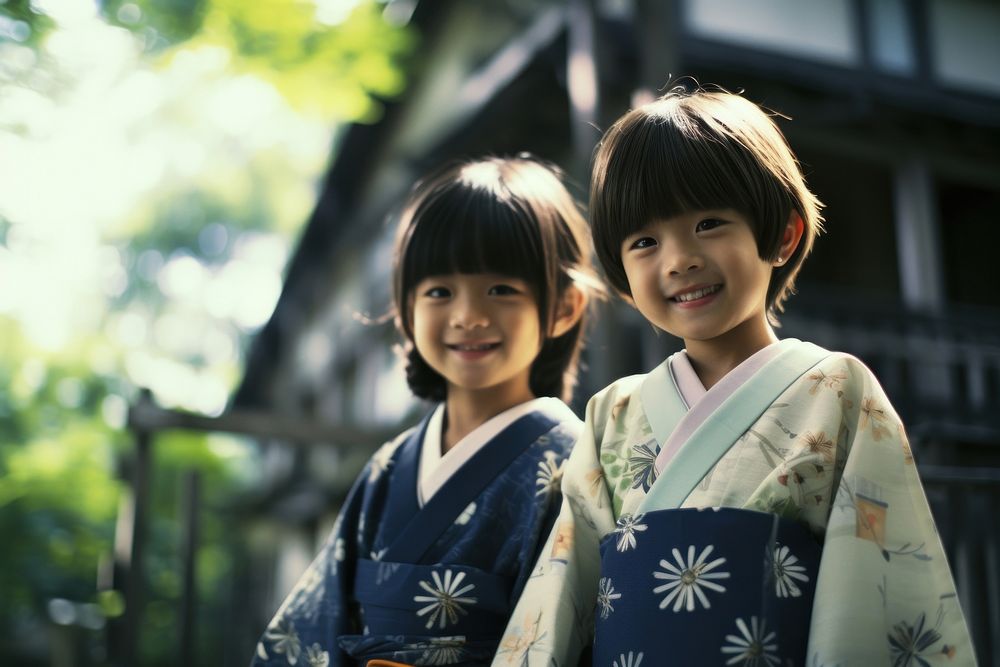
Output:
top-left (493, 339), bottom-right (976, 666)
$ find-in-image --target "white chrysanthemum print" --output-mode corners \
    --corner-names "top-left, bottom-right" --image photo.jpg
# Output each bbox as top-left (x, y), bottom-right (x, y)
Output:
top-left (376, 559), bottom-right (401, 586)
top-left (614, 513), bottom-right (648, 552)
top-left (263, 617), bottom-right (301, 664)
top-left (369, 443), bottom-right (395, 482)
top-left (413, 569), bottom-right (478, 629)
top-left (412, 636), bottom-right (468, 665)
top-left (455, 501), bottom-right (476, 526)
top-left (327, 515), bottom-right (344, 576)
top-left (371, 546), bottom-right (398, 585)
top-left (652, 545), bottom-right (730, 612)
top-left (596, 577), bottom-right (622, 619)
top-left (720, 616), bottom-right (780, 666)
top-left (771, 544), bottom-right (809, 598)
top-left (327, 538), bottom-right (345, 575)
top-left (535, 450), bottom-right (564, 497)
top-left (303, 642), bottom-right (330, 667)
top-left (613, 650), bottom-right (644, 667)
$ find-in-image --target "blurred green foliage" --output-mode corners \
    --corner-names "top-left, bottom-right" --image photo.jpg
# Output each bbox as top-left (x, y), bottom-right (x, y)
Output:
top-left (98, 0), bottom-right (415, 120)
top-left (0, 0), bottom-right (414, 663)
top-left (0, 318), bottom-right (263, 665)
top-left (102, 0), bottom-right (207, 46)
top-left (0, 322), bottom-right (125, 661)
top-left (0, 0), bottom-right (57, 47)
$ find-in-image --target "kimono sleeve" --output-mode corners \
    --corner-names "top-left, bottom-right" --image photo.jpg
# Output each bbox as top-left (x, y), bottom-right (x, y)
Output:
top-left (493, 394), bottom-right (618, 667)
top-left (806, 357), bottom-right (977, 665)
top-left (252, 439), bottom-right (399, 667)
top-left (505, 424), bottom-right (582, 609)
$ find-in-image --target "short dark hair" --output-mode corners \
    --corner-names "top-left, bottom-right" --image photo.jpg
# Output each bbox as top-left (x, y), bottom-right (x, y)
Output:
top-left (590, 86), bottom-right (823, 323)
top-left (392, 156), bottom-right (596, 403)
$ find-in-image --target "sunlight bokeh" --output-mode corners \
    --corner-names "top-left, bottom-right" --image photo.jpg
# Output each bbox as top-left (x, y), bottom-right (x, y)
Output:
top-left (0, 2), bottom-right (330, 414)
top-left (0, 1), bottom-right (412, 661)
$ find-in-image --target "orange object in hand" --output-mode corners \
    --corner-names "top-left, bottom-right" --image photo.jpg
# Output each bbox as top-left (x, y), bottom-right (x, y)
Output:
top-left (366, 661), bottom-right (414, 667)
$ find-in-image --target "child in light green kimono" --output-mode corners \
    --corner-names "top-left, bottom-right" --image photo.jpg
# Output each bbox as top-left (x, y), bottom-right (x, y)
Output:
top-left (493, 87), bottom-right (977, 666)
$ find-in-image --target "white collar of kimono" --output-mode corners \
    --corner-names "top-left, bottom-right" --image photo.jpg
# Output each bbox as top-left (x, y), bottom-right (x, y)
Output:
top-left (651, 341), bottom-right (784, 474)
top-left (418, 396), bottom-right (572, 507)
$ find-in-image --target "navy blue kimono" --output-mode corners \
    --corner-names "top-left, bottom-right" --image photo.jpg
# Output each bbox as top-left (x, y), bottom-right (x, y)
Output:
top-left (252, 399), bottom-right (581, 667)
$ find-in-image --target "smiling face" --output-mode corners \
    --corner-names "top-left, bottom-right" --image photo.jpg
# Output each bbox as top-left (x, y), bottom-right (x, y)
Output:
top-left (621, 209), bottom-right (779, 355)
top-left (411, 272), bottom-right (543, 404)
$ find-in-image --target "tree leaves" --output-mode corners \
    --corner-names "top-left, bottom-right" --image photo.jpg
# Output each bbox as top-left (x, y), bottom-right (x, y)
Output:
top-left (100, 0), bottom-right (416, 122)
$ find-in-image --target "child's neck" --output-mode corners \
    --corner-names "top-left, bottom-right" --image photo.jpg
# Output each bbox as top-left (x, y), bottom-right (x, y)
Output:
top-left (442, 385), bottom-right (536, 453)
top-left (684, 322), bottom-right (779, 390)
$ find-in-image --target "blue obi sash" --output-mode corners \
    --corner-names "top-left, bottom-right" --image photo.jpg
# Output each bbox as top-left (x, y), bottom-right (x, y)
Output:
top-left (594, 507), bottom-right (820, 666)
top-left (353, 559), bottom-right (512, 638)
top-left (337, 559), bottom-right (509, 665)
top-left (337, 409), bottom-right (562, 666)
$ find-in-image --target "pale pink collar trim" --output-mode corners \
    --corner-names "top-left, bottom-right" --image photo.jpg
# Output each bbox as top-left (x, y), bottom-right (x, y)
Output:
top-left (417, 397), bottom-right (571, 506)
top-left (655, 343), bottom-right (783, 473)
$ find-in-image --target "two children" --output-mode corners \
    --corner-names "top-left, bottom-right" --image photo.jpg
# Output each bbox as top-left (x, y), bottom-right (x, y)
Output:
top-left (252, 157), bottom-right (595, 666)
top-left (495, 88), bottom-right (975, 665)
top-left (254, 86), bottom-right (975, 667)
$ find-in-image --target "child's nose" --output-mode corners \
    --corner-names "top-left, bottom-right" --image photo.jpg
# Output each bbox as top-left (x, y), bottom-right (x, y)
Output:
top-left (663, 240), bottom-right (704, 276)
top-left (450, 296), bottom-right (489, 329)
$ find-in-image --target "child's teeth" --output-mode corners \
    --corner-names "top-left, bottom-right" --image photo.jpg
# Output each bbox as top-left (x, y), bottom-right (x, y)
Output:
top-left (676, 286), bottom-right (719, 302)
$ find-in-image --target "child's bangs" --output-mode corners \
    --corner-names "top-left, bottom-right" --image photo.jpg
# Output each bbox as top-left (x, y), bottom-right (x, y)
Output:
top-left (402, 186), bottom-right (544, 291)
top-left (609, 118), bottom-right (757, 234)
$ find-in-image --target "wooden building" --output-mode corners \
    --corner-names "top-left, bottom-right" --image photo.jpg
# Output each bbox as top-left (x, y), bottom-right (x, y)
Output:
top-left (231, 1), bottom-right (1000, 662)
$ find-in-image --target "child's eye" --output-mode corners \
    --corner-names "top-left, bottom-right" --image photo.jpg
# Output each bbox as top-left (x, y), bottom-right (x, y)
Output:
top-left (628, 236), bottom-right (657, 250)
top-left (423, 286), bottom-right (451, 298)
top-left (488, 284), bottom-right (520, 296)
top-left (695, 218), bottom-right (726, 232)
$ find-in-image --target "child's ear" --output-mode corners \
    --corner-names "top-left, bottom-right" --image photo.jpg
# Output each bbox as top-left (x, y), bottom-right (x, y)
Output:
top-left (774, 212), bottom-right (805, 267)
top-left (549, 284), bottom-right (587, 339)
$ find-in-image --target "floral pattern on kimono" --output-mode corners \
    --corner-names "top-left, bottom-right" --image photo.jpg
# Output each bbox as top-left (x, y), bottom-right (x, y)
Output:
top-left (493, 342), bottom-right (976, 666)
top-left (253, 403), bottom-right (581, 667)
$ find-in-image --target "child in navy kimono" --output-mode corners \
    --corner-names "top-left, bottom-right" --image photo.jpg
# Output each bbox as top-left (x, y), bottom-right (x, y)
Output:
top-left (494, 88), bottom-right (977, 665)
top-left (252, 156), bottom-right (598, 667)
